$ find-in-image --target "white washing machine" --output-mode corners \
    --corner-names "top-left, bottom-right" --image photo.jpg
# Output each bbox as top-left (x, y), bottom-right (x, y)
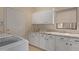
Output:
top-left (0, 34), bottom-right (29, 51)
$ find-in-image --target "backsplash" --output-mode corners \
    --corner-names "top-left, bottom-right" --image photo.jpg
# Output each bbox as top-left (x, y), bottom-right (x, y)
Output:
top-left (32, 23), bottom-right (79, 34)
top-left (56, 23), bottom-right (77, 30)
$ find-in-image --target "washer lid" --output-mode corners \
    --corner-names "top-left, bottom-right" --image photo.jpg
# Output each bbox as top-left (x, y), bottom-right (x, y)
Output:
top-left (0, 36), bottom-right (22, 47)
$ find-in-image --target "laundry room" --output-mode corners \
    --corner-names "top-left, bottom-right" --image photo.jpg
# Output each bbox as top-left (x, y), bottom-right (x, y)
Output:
top-left (0, 7), bottom-right (79, 51)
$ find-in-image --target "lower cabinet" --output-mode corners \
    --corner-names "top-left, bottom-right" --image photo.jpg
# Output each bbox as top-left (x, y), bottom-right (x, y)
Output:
top-left (29, 33), bottom-right (55, 50)
top-left (29, 33), bottom-right (40, 47)
top-left (38, 34), bottom-right (55, 50)
top-left (45, 35), bottom-right (55, 51)
top-left (40, 34), bottom-right (46, 49)
top-left (29, 33), bottom-right (79, 51)
top-left (56, 36), bottom-right (70, 51)
top-left (56, 36), bottom-right (79, 51)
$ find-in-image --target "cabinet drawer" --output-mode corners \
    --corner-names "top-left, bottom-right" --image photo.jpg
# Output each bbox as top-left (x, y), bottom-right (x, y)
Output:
top-left (39, 34), bottom-right (46, 39)
top-left (56, 36), bottom-right (67, 40)
top-left (71, 39), bottom-right (79, 43)
top-left (75, 40), bottom-right (79, 43)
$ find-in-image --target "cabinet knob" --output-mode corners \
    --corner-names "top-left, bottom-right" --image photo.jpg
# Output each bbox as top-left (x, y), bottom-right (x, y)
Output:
top-left (66, 43), bottom-right (68, 45)
top-left (47, 39), bottom-right (48, 40)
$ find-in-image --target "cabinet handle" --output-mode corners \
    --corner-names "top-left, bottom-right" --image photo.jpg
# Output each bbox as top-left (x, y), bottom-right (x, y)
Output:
top-left (60, 38), bottom-right (64, 39)
top-left (70, 44), bottom-right (72, 46)
top-left (75, 40), bottom-right (79, 42)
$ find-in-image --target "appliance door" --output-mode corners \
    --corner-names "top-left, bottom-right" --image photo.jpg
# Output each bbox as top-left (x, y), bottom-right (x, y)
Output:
top-left (0, 36), bottom-right (29, 51)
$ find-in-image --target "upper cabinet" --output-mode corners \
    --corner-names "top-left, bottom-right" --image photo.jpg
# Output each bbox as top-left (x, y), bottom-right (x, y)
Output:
top-left (32, 8), bottom-right (55, 24)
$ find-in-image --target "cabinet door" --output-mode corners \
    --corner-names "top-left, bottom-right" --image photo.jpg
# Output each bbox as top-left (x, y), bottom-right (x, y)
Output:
top-left (29, 33), bottom-right (36, 45)
top-left (70, 38), bottom-right (79, 51)
top-left (29, 33), bottom-right (40, 47)
top-left (40, 34), bottom-right (46, 49)
top-left (45, 35), bottom-right (55, 51)
top-left (34, 33), bottom-right (40, 47)
top-left (56, 36), bottom-right (69, 51)
top-left (32, 10), bottom-right (53, 24)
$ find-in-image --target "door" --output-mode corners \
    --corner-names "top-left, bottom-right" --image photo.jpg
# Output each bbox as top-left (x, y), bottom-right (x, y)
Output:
top-left (56, 36), bottom-right (69, 51)
top-left (45, 35), bottom-right (55, 51)
top-left (69, 38), bottom-right (79, 51)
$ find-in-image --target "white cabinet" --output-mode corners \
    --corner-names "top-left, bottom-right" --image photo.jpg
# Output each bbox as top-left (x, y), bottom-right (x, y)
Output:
top-left (32, 9), bottom-right (55, 24)
top-left (40, 34), bottom-right (55, 50)
top-left (29, 33), bottom-right (40, 47)
top-left (56, 36), bottom-right (79, 51)
top-left (29, 32), bottom-right (79, 51)
top-left (29, 33), bottom-right (36, 45)
top-left (45, 35), bottom-right (55, 51)
top-left (29, 33), bottom-right (55, 50)
top-left (29, 33), bottom-right (47, 50)
top-left (56, 36), bottom-right (69, 51)
top-left (40, 34), bottom-right (46, 49)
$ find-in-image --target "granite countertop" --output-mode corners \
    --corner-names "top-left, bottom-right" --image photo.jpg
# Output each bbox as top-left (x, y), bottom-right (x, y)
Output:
top-left (33, 31), bottom-right (79, 38)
